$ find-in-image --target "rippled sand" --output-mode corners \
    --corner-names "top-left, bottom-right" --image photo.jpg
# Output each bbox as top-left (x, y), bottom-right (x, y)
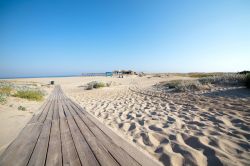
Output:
top-left (65, 76), bottom-right (250, 166)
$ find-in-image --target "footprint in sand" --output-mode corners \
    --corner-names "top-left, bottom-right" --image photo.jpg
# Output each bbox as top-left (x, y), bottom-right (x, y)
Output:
top-left (148, 125), bottom-right (163, 132)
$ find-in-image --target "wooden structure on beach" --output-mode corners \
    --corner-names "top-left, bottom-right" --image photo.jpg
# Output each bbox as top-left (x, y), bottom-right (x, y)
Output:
top-left (0, 86), bottom-right (160, 166)
top-left (113, 70), bottom-right (136, 75)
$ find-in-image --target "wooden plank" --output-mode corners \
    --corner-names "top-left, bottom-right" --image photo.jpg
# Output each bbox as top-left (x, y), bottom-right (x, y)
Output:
top-left (59, 100), bottom-right (81, 166)
top-left (27, 100), bottom-right (55, 166)
top-left (65, 100), bottom-right (119, 166)
top-left (60, 117), bottom-right (81, 166)
top-left (53, 100), bottom-right (60, 120)
top-left (46, 100), bottom-right (62, 166)
top-left (61, 101), bottom-right (100, 166)
top-left (58, 99), bottom-right (66, 118)
top-left (38, 99), bottom-right (53, 122)
top-left (46, 120), bottom-right (62, 166)
top-left (27, 120), bottom-right (52, 166)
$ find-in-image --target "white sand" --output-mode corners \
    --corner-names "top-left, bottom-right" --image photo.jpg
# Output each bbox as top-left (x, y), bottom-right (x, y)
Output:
top-left (1, 75), bottom-right (249, 166)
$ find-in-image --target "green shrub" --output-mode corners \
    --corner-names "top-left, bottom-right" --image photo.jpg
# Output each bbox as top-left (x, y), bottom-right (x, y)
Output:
top-left (13, 90), bottom-right (44, 101)
top-left (164, 80), bottom-right (203, 92)
top-left (93, 82), bottom-right (106, 88)
top-left (85, 81), bottom-right (106, 90)
top-left (0, 94), bottom-right (7, 104)
top-left (18, 106), bottom-right (26, 111)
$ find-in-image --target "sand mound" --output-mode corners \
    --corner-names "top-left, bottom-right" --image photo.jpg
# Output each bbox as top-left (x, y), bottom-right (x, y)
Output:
top-left (64, 77), bottom-right (250, 166)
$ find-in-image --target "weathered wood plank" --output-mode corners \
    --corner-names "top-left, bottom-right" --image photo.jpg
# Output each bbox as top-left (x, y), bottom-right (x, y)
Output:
top-left (46, 119), bottom-right (62, 166)
top-left (65, 100), bottom-right (119, 166)
top-left (60, 117), bottom-right (81, 166)
top-left (59, 100), bottom-right (81, 166)
top-left (62, 101), bottom-right (100, 166)
top-left (27, 99), bottom-right (55, 166)
top-left (46, 100), bottom-right (62, 166)
top-left (27, 120), bottom-right (52, 166)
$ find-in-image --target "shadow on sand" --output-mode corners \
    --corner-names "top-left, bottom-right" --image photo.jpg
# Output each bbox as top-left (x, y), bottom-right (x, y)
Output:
top-left (202, 88), bottom-right (250, 99)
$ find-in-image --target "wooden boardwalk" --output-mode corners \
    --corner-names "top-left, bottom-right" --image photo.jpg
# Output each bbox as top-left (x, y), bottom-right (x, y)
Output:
top-left (0, 86), bottom-right (160, 166)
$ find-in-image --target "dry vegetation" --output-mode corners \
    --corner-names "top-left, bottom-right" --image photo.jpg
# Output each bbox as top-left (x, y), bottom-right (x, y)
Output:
top-left (13, 90), bottom-right (44, 101)
top-left (0, 81), bottom-right (45, 103)
top-left (84, 81), bottom-right (116, 90)
top-left (85, 81), bottom-right (108, 90)
top-left (160, 73), bottom-right (249, 92)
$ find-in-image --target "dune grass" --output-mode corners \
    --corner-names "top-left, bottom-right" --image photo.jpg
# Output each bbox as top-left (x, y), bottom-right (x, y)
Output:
top-left (163, 74), bottom-right (249, 92)
top-left (93, 82), bottom-right (106, 88)
top-left (164, 80), bottom-right (204, 92)
top-left (13, 90), bottom-right (44, 101)
top-left (0, 86), bottom-right (13, 96)
top-left (187, 73), bottom-right (223, 78)
top-left (0, 86), bottom-right (13, 104)
top-left (85, 81), bottom-right (107, 90)
top-left (173, 72), bottom-right (223, 78)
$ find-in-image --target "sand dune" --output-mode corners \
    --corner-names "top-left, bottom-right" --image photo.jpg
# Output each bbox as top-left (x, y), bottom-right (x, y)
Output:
top-left (64, 76), bottom-right (250, 166)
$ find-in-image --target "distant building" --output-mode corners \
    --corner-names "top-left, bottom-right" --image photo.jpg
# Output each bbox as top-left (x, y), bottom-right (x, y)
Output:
top-left (113, 70), bottom-right (136, 75)
top-left (105, 72), bottom-right (113, 77)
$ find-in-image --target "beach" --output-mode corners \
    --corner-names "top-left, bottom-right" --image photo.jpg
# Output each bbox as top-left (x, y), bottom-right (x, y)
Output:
top-left (0, 75), bottom-right (249, 166)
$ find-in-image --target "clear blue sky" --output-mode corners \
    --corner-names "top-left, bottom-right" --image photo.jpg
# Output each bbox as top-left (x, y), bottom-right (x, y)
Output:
top-left (1, 0), bottom-right (250, 77)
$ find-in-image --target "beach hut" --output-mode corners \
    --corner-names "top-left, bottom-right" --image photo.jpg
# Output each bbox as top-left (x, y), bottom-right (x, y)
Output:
top-left (106, 72), bottom-right (113, 77)
top-left (121, 70), bottom-right (135, 75)
top-left (113, 70), bottom-right (136, 75)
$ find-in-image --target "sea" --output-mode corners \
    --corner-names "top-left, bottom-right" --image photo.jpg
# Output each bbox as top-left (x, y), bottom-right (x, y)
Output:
top-left (0, 73), bottom-right (106, 79)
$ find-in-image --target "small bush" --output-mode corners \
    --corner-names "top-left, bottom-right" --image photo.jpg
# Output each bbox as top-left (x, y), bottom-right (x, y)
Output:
top-left (0, 86), bottom-right (13, 96)
top-left (0, 94), bottom-right (7, 104)
top-left (0, 85), bottom-right (12, 104)
top-left (85, 81), bottom-right (106, 90)
top-left (13, 90), bottom-right (44, 101)
top-left (164, 80), bottom-right (204, 92)
top-left (18, 106), bottom-right (26, 111)
top-left (198, 74), bottom-right (246, 86)
top-left (94, 82), bottom-right (106, 88)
